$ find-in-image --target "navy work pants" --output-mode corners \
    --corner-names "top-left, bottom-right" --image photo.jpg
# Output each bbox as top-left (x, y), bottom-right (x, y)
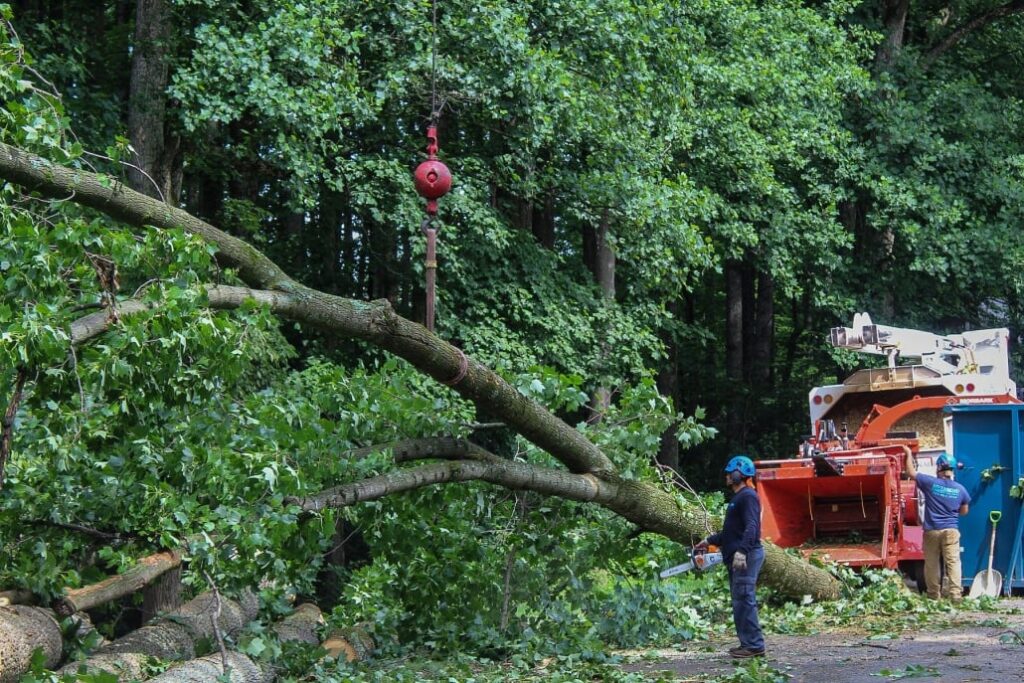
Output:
top-left (728, 546), bottom-right (765, 651)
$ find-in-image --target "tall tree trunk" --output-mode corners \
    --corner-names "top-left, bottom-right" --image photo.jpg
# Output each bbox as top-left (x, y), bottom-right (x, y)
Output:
top-left (532, 196), bottom-right (555, 249)
top-left (724, 260), bottom-right (744, 446)
top-left (875, 0), bottom-right (910, 69)
top-left (583, 212), bottom-right (615, 419)
top-left (752, 269), bottom-right (774, 388)
top-left (781, 288), bottom-right (810, 385)
top-left (128, 0), bottom-right (177, 202)
top-left (656, 300), bottom-right (680, 470)
top-left (741, 262), bottom-right (756, 382)
top-left (319, 186), bottom-right (344, 290)
top-left (724, 261), bottom-right (743, 382)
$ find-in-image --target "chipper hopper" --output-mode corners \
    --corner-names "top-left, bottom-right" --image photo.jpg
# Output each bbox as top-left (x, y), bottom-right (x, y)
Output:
top-left (756, 447), bottom-right (922, 572)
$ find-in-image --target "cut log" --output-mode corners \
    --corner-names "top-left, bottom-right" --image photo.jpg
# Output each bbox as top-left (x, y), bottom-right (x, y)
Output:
top-left (321, 623), bottom-right (375, 663)
top-left (147, 603), bottom-right (323, 683)
top-left (57, 590), bottom-right (258, 681)
top-left (53, 550), bottom-right (182, 617)
top-left (0, 606), bottom-right (62, 683)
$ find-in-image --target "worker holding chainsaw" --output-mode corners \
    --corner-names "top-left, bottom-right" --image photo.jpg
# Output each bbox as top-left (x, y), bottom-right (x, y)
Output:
top-left (697, 455), bottom-right (765, 658)
top-left (905, 451), bottom-right (970, 600)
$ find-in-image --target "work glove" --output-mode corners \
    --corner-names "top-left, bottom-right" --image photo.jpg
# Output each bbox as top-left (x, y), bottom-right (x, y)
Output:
top-left (732, 551), bottom-right (747, 571)
top-left (695, 538), bottom-right (709, 551)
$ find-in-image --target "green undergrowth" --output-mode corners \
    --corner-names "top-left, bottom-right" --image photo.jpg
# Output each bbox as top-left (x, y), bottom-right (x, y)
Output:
top-left (760, 566), bottom-right (1002, 636)
top-left (292, 652), bottom-right (677, 683)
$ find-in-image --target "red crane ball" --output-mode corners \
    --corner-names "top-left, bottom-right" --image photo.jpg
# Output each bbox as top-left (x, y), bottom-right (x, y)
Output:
top-left (414, 158), bottom-right (452, 201)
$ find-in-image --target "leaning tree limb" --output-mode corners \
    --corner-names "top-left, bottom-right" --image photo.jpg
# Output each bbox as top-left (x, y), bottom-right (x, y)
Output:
top-left (286, 450), bottom-right (841, 601)
top-left (0, 142), bottom-right (841, 601)
top-left (924, 0), bottom-right (1024, 67)
top-left (53, 550), bottom-right (182, 617)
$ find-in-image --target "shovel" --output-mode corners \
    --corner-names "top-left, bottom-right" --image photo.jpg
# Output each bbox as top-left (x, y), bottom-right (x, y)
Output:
top-left (968, 511), bottom-right (1003, 598)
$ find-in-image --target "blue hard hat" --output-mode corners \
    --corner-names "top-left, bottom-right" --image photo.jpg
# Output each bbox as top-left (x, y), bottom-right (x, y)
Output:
top-left (936, 452), bottom-right (957, 472)
top-left (725, 455), bottom-right (756, 478)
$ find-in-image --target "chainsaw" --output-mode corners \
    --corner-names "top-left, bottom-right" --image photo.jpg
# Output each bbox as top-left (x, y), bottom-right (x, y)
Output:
top-left (659, 545), bottom-right (723, 579)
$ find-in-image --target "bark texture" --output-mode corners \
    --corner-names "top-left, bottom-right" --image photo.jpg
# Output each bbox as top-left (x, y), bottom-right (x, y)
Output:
top-left (53, 550), bottom-right (181, 617)
top-left (57, 591), bottom-right (258, 680)
top-left (147, 604), bottom-right (322, 683)
top-left (142, 564), bottom-right (183, 624)
top-left (0, 606), bottom-right (62, 683)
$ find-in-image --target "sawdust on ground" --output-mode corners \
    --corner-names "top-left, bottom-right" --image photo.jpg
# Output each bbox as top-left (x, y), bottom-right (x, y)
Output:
top-left (619, 599), bottom-right (1024, 682)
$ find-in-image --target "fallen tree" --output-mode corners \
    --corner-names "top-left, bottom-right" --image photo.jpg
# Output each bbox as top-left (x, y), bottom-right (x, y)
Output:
top-left (57, 590), bottom-right (258, 681)
top-left (0, 142), bottom-right (842, 601)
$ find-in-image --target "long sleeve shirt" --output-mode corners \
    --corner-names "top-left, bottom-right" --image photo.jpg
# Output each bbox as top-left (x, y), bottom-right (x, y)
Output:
top-left (707, 486), bottom-right (762, 562)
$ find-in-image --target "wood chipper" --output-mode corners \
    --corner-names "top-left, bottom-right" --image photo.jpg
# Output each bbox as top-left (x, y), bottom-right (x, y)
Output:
top-left (755, 314), bottom-right (1019, 583)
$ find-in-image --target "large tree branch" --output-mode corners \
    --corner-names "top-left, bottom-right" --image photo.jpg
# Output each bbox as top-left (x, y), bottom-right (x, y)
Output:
top-left (344, 437), bottom-right (506, 464)
top-left (67, 284), bottom-right (615, 474)
top-left (289, 458), bottom-right (841, 600)
top-left (924, 0), bottom-right (1024, 67)
top-left (0, 143), bottom-right (293, 290)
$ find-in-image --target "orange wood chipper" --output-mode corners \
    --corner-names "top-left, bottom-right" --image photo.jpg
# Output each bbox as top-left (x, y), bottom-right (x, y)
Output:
top-left (754, 313), bottom-right (1019, 583)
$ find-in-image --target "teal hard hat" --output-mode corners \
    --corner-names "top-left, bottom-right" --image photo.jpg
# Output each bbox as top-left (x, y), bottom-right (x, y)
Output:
top-left (725, 455), bottom-right (756, 478)
top-left (936, 452), bottom-right (957, 472)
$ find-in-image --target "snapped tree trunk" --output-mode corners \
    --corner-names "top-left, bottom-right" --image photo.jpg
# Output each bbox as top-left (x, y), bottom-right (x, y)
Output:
top-left (142, 564), bottom-right (183, 624)
top-left (57, 591), bottom-right (258, 681)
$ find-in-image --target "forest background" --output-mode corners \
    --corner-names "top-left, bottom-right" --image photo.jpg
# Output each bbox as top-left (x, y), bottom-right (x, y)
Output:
top-left (1, 1), bottom-right (1023, 681)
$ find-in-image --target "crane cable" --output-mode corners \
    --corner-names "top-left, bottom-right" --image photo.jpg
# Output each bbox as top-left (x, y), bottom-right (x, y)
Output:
top-left (412, 0), bottom-right (452, 333)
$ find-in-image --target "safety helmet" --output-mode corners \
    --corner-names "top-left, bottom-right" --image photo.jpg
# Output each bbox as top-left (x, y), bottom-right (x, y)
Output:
top-left (724, 455), bottom-right (756, 478)
top-left (936, 452), bottom-right (957, 472)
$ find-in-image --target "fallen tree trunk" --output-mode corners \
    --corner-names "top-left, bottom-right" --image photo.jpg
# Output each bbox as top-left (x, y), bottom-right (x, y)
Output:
top-left (53, 550), bottom-right (182, 617)
top-left (0, 142), bottom-right (843, 601)
top-left (0, 606), bottom-right (62, 683)
top-left (148, 604), bottom-right (322, 683)
top-left (57, 590), bottom-right (258, 681)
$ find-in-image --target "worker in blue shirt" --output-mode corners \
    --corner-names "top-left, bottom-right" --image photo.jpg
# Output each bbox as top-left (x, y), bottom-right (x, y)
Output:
top-left (697, 455), bottom-right (765, 658)
top-left (905, 451), bottom-right (970, 600)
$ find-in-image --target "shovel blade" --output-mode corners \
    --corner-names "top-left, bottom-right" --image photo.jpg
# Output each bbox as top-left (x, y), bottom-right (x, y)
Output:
top-left (968, 569), bottom-right (1003, 598)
